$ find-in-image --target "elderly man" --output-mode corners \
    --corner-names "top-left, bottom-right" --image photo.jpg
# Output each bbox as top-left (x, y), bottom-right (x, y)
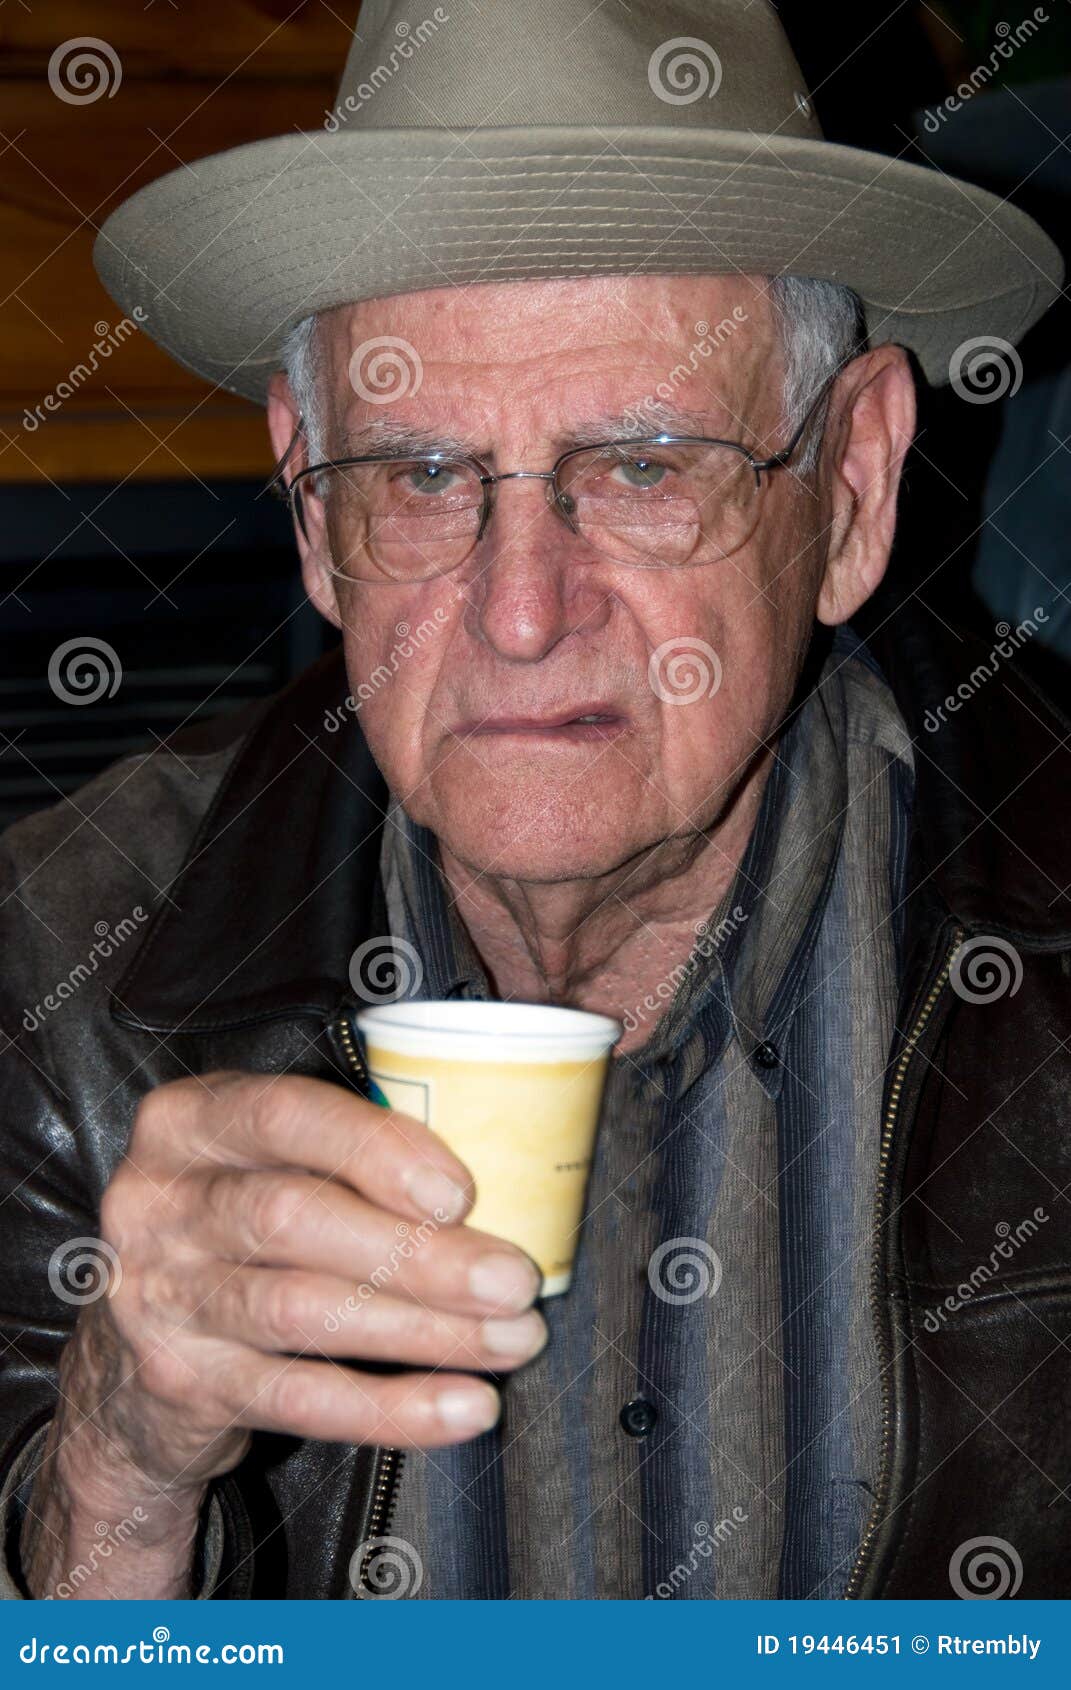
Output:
top-left (1, 0), bottom-right (1068, 1603)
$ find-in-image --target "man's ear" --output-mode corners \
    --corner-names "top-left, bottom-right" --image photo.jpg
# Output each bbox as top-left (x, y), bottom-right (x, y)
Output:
top-left (815, 346), bottom-right (916, 626)
top-left (265, 370), bottom-right (341, 630)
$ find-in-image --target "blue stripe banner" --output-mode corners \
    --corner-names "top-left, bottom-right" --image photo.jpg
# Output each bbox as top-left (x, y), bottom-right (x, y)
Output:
top-left (3, 1600), bottom-right (1068, 1685)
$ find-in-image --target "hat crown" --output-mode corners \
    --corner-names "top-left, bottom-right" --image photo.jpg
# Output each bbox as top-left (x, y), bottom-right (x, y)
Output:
top-left (330, 0), bottom-right (822, 138)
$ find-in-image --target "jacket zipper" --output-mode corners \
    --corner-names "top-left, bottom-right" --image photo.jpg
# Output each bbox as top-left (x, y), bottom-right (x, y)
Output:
top-left (334, 1013), bottom-right (406, 1590)
top-left (843, 924), bottom-right (963, 1598)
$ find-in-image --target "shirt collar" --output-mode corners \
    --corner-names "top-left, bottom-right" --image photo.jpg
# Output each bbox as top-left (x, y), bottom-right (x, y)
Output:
top-left (615, 630), bottom-right (853, 1090)
top-left (713, 640), bottom-right (850, 1093)
top-left (379, 796), bottom-right (489, 1001)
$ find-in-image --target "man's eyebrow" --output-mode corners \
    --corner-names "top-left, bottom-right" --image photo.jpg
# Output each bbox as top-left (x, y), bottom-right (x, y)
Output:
top-left (336, 419), bottom-right (475, 458)
top-left (560, 406), bottom-right (748, 446)
top-left (333, 405), bottom-right (753, 462)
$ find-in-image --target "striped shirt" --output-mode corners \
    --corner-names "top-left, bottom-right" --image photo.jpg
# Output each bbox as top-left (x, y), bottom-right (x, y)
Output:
top-left (371, 626), bottom-right (915, 1598)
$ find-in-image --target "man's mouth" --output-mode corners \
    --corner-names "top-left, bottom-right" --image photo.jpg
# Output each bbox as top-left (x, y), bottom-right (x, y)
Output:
top-left (451, 704), bottom-right (629, 741)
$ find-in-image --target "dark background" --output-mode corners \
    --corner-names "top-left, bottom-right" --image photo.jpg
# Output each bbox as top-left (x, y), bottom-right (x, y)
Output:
top-left (1, 0), bottom-right (1068, 831)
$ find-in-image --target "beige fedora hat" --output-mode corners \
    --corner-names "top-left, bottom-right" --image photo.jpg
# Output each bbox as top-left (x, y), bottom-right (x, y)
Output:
top-left (94, 0), bottom-right (1063, 404)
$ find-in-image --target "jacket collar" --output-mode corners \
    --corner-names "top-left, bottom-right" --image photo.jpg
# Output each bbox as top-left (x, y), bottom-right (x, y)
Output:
top-left (861, 594), bottom-right (1071, 950)
top-left (112, 605), bottom-right (1071, 1035)
top-left (112, 651), bottom-right (387, 1034)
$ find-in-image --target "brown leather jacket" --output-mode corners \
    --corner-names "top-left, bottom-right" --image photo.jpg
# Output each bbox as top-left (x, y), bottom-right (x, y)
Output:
top-left (1, 610), bottom-right (1069, 1598)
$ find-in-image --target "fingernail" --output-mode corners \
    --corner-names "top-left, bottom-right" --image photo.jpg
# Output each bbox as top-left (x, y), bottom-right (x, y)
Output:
top-left (405, 1163), bottom-right (468, 1222)
top-left (481, 1310), bottom-right (548, 1359)
top-left (437, 1383), bottom-right (500, 1435)
top-left (469, 1252), bottom-right (541, 1313)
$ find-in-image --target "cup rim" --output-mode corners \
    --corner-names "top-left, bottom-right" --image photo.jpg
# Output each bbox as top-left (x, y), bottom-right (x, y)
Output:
top-left (355, 999), bottom-right (620, 1045)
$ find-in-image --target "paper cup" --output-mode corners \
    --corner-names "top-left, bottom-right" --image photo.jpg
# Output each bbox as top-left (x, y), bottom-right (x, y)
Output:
top-left (355, 1001), bottom-right (620, 1296)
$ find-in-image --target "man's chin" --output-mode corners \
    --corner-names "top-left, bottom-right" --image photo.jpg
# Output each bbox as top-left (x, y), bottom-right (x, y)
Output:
top-left (430, 795), bottom-right (642, 885)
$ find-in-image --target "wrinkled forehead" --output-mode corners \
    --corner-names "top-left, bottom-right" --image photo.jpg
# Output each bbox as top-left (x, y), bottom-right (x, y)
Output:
top-left (313, 275), bottom-right (785, 452)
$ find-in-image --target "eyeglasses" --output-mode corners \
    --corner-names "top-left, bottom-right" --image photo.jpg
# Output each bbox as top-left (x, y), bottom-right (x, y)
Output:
top-left (268, 375), bottom-right (836, 584)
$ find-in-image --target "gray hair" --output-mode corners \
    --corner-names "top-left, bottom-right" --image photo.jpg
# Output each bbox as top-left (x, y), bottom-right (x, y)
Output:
top-left (768, 274), bottom-right (867, 472)
top-left (279, 274), bottom-right (867, 479)
top-left (279, 310), bottom-right (326, 463)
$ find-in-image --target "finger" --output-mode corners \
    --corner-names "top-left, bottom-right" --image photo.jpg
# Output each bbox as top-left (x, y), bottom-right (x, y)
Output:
top-left (190, 1168), bottom-right (542, 1317)
top-left (143, 1071), bottom-right (476, 1225)
top-left (200, 1346), bottom-right (503, 1449)
top-left (180, 1266), bottom-right (548, 1373)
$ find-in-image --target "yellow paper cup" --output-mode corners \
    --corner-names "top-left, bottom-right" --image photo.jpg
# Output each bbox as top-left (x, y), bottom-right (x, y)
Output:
top-left (355, 1001), bottom-right (620, 1296)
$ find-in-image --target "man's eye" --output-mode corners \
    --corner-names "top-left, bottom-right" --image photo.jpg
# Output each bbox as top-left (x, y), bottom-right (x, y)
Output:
top-left (399, 463), bottom-right (458, 495)
top-left (610, 457), bottom-right (668, 491)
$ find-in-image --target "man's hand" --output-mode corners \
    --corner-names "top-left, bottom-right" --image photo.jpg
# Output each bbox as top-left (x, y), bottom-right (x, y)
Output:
top-left (24, 1070), bottom-right (545, 1597)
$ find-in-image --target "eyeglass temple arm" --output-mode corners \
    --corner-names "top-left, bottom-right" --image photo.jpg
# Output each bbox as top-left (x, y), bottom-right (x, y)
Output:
top-left (266, 417), bottom-right (306, 503)
top-left (750, 370), bottom-right (840, 473)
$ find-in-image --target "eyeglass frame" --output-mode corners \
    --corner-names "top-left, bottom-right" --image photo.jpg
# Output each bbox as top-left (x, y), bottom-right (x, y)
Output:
top-left (267, 369), bottom-right (840, 568)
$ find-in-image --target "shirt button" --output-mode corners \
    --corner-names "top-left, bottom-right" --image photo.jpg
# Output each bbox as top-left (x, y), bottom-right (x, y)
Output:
top-left (620, 1397), bottom-right (658, 1438)
top-left (753, 1040), bottom-right (780, 1069)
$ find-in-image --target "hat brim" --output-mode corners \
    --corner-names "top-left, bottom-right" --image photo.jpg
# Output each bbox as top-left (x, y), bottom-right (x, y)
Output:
top-left (94, 125), bottom-right (1064, 403)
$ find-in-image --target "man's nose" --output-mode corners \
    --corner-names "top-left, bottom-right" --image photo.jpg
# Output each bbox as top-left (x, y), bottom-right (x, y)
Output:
top-left (462, 479), bottom-right (612, 662)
